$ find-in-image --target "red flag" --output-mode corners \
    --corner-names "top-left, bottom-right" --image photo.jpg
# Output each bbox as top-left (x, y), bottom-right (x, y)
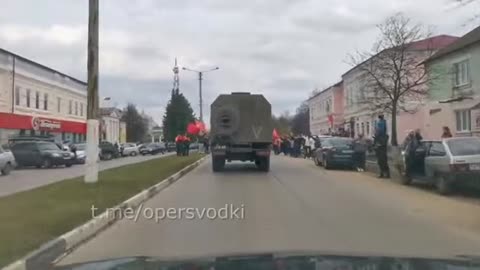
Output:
top-left (195, 121), bottom-right (206, 131)
top-left (272, 128), bottom-right (280, 139)
top-left (187, 122), bottom-right (200, 135)
top-left (328, 114), bottom-right (334, 126)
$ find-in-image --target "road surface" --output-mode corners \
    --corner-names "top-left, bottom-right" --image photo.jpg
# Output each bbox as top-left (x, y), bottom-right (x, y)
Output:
top-left (0, 152), bottom-right (174, 197)
top-left (59, 155), bottom-right (480, 265)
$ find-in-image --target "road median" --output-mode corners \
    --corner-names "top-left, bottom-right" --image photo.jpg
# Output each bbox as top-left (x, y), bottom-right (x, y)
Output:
top-left (0, 153), bottom-right (206, 269)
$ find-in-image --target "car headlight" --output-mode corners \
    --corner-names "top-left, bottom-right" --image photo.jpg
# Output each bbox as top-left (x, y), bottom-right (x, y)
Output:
top-left (52, 153), bottom-right (61, 157)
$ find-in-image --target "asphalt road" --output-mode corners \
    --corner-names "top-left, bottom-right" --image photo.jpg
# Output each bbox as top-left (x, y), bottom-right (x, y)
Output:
top-left (59, 155), bottom-right (480, 265)
top-left (0, 152), bottom-right (174, 197)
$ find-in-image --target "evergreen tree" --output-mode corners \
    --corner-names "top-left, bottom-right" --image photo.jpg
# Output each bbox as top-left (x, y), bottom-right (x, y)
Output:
top-left (162, 90), bottom-right (196, 141)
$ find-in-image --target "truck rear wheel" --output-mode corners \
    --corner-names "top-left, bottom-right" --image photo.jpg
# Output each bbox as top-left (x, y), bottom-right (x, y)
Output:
top-left (212, 156), bottom-right (225, 172)
top-left (257, 156), bottom-right (270, 172)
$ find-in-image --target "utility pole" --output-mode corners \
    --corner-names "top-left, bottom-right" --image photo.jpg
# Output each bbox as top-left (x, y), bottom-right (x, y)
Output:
top-left (198, 72), bottom-right (203, 122)
top-left (182, 66), bottom-right (219, 123)
top-left (84, 0), bottom-right (99, 183)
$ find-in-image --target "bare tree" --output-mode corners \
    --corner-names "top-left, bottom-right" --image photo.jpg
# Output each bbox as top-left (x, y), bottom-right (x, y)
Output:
top-left (348, 13), bottom-right (437, 146)
top-left (291, 102), bottom-right (310, 136)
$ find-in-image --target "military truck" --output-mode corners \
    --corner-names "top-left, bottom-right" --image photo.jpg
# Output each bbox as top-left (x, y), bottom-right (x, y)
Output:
top-left (210, 92), bottom-right (273, 172)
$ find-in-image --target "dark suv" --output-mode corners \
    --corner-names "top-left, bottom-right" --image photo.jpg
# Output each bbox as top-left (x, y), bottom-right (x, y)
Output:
top-left (10, 141), bottom-right (75, 168)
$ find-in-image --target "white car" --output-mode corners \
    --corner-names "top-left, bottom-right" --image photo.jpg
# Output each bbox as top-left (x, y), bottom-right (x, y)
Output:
top-left (121, 143), bottom-right (140, 156)
top-left (0, 145), bottom-right (16, 175)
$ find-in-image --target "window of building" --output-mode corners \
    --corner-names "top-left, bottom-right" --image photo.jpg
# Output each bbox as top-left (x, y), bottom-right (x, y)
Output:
top-left (44, 93), bottom-right (48, 110)
top-left (366, 122), bottom-right (370, 136)
top-left (69, 100), bottom-right (73, 114)
top-left (361, 122), bottom-right (365, 135)
top-left (26, 89), bottom-right (31, 107)
top-left (15, 86), bottom-right (21, 106)
top-left (453, 59), bottom-right (470, 87)
top-left (455, 110), bottom-right (471, 132)
top-left (80, 103), bottom-right (84, 116)
top-left (35, 91), bottom-right (40, 109)
top-left (75, 101), bottom-right (78, 115)
top-left (57, 97), bottom-right (61, 113)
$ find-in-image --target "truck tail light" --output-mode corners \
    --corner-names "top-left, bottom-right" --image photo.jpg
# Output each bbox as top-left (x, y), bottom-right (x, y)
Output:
top-left (450, 164), bottom-right (469, 172)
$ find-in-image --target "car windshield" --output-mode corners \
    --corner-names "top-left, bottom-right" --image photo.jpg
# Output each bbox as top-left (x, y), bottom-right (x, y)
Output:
top-left (447, 138), bottom-right (480, 156)
top-left (37, 143), bottom-right (61, 151)
top-left (4, 1), bottom-right (480, 268)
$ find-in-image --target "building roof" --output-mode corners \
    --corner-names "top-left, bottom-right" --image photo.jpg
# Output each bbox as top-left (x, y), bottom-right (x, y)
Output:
top-left (307, 81), bottom-right (343, 101)
top-left (0, 47), bottom-right (87, 86)
top-left (426, 26), bottom-right (480, 62)
top-left (100, 107), bottom-right (123, 118)
top-left (342, 35), bottom-right (459, 77)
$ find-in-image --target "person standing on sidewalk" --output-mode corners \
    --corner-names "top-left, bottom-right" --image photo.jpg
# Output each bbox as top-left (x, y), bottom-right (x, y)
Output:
top-left (353, 133), bottom-right (368, 172)
top-left (374, 115), bottom-right (390, 178)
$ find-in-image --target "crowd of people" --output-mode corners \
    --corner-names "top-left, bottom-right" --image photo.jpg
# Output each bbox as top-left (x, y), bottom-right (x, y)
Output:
top-left (175, 134), bottom-right (191, 156)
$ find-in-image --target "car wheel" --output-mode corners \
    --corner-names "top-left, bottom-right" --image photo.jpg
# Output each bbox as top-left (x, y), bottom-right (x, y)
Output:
top-left (65, 163), bottom-right (73, 168)
top-left (42, 158), bottom-right (53, 168)
top-left (1, 163), bottom-right (12, 175)
top-left (314, 157), bottom-right (320, 166)
top-left (435, 175), bottom-right (453, 195)
top-left (130, 152), bottom-right (137, 156)
top-left (324, 157), bottom-right (331, 170)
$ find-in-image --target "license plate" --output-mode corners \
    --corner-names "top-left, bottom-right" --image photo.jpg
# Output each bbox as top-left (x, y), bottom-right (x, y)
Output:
top-left (342, 150), bottom-right (354, 154)
top-left (469, 164), bottom-right (480, 171)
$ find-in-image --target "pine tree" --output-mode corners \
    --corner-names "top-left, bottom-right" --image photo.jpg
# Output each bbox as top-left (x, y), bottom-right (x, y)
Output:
top-left (162, 90), bottom-right (196, 141)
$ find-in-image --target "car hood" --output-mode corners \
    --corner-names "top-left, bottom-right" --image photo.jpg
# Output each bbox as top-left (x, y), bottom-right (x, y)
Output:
top-left (54, 252), bottom-right (480, 270)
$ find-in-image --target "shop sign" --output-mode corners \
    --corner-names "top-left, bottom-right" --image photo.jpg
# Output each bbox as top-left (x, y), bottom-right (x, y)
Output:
top-left (31, 117), bottom-right (62, 131)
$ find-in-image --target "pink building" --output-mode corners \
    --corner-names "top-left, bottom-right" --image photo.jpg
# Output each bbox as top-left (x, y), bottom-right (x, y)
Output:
top-left (307, 81), bottom-right (344, 135)
top-left (341, 35), bottom-right (459, 141)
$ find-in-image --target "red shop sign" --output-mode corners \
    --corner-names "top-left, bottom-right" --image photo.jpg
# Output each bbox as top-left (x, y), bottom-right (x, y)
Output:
top-left (0, 112), bottom-right (86, 134)
top-left (32, 117), bottom-right (62, 131)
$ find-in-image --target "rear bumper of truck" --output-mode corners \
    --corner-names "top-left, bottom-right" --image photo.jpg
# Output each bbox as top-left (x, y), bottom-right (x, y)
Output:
top-left (212, 145), bottom-right (271, 161)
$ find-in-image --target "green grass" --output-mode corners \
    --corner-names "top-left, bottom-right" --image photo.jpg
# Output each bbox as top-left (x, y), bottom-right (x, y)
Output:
top-left (0, 153), bottom-right (204, 267)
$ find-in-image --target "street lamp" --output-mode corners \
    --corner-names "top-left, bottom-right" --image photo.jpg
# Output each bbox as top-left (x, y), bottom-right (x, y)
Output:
top-left (182, 66), bottom-right (219, 122)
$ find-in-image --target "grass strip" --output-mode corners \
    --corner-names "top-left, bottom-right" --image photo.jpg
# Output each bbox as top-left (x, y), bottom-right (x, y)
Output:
top-left (0, 153), bottom-right (204, 267)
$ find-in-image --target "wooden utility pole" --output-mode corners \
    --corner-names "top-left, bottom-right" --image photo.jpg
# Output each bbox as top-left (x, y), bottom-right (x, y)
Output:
top-left (84, 0), bottom-right (100, 183)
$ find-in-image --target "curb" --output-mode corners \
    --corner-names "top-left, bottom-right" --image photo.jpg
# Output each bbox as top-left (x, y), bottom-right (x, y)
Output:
top-left (3, 155), bottom-right (209, 270)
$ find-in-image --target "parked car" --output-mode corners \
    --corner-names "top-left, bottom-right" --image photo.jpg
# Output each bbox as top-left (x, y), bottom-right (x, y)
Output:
top-left (313, 137), bottom-right (355, 169)
top-left (140, 143), bottom-right (165, 155)
top-left (395, 137), bottom-right (480, 195)
top-left (10, 141), bottom-right (74, 168)
top-left (0, 145), bottom-right (16, 175)
top-left (71, 143), bottom-right (101, 164)
top-left (121, 143), bottom-right (140, 156)
top-left (99, 141), bottom-right (120, 160)
top-left (166, 142), bottom-right (176, 152)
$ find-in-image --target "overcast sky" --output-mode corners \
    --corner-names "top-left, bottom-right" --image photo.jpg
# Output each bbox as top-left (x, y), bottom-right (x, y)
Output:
top-left (0, 0), bottom-right (478, 125)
